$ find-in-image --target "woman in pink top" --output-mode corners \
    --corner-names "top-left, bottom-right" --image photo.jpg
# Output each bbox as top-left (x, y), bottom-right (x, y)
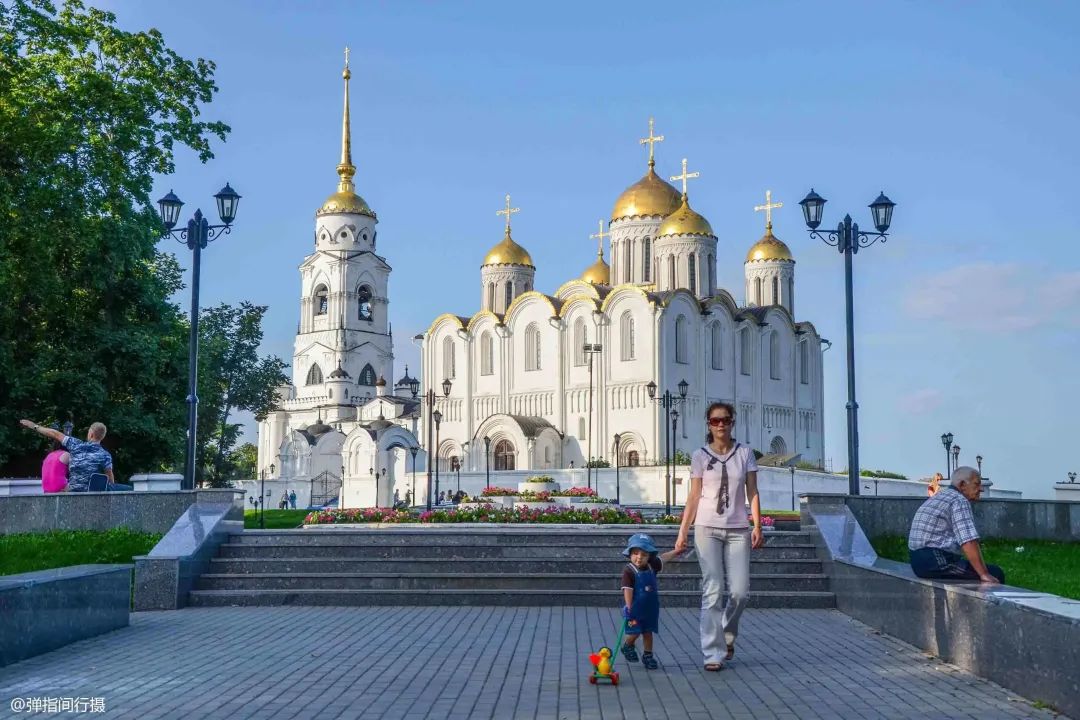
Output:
top-left (42, 440), bottom-right (70, 493)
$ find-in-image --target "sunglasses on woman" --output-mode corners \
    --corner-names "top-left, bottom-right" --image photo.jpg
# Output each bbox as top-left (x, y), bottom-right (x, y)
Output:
top-left (708, 416), bottom-right (734, 426)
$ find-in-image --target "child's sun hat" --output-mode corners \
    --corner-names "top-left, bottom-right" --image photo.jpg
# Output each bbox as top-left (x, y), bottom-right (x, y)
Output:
top-left (622, 533), bottom-right (658, 557)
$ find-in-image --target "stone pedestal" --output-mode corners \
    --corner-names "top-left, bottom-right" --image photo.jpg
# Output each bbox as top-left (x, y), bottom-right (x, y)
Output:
top-left (130, 474), bottom-right (183, 492)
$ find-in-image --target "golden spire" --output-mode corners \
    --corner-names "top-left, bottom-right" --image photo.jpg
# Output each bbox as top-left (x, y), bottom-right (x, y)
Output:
top-left (496, 193), bottom-right (520, 235)
top-left (336, 46), bottom-right (356, 194)
top-left (639, 117), bottom-right (664, 169)
top-left (670, 157), bottom-right (700, 199)
top-left (754, 189), bottom-right (783, 231)
top-left (589, 219), bottom-right (609, 260)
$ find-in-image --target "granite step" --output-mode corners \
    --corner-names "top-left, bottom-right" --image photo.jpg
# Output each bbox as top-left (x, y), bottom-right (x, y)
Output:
top-left (231, 529), bottom-right (813, 547)
top-left (187, 587), bottom-right (835, 609)
top-left (194, 572), bottom-right (829, 593)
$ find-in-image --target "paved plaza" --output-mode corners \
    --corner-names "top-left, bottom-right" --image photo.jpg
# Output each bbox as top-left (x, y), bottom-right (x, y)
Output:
top-left (0, 607), bottom-right (1061, 720)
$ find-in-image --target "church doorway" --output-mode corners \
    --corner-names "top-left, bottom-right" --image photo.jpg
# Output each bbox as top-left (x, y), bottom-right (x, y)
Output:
top-left (769, 435), bottom-right (787, 455)
top-left (626, 450), bottom-right (640, 467)
top-left (494, 439), bottom-right (516, 471)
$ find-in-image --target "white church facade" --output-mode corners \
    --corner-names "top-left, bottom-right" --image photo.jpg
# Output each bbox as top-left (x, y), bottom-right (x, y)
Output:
top-left (257, 56), bottom-right (825, 509)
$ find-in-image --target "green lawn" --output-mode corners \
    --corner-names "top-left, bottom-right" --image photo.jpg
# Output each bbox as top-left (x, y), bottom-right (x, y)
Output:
top-left (0, 529), bottom-right (163, 577)
top-left (872, 535), bottom-right (1080, 600)
top-left (244, 509), bottom-right (311, 529)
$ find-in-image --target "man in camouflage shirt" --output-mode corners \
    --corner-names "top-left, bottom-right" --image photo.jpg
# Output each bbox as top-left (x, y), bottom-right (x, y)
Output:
top-left (20, 419), bottom-right (115, 492)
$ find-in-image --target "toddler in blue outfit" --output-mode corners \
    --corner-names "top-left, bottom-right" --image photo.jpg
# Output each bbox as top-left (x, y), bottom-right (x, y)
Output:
top-left (620, 533), bottom-right (681, 670)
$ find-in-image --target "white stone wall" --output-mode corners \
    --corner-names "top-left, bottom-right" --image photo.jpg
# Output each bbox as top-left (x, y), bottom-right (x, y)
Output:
top-left (744, 260), bottom-right (795, 314)
top-left (480, 264), bottom-right (535, 314)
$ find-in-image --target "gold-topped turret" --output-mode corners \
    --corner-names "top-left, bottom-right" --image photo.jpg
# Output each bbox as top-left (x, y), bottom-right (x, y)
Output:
top-left (746, 190), bottom-right (794, 262)
top-left (482, 194), bottom-right (534, 267)
top-left (581, 219), bottom-right (610, 285)
top-left (611, 118), bottom-right (682, 222)
top-left (318, 47), bottom-right (375, 218)
top-left (658, 158), bottom-right (714, 238)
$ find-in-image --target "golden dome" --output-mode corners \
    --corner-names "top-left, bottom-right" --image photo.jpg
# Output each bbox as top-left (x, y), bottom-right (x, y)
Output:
top-left (482, 230), bottom-right (534, 268)
top-left (317, 190), bottom-right (375, 218)
top-left (581, 253), bottom-right (610, 285)
top-left (746, 225), bottom-right (794, 262)
top-left (611, 167), bottom-right (682, 222)
top-left (658, 195), bottom-right (714, 238)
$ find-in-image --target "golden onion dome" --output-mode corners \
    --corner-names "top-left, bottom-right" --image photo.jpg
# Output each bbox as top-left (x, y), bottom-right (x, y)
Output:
top-left (482, 230), bottom-right (534, 268)
top-left (611, 167), bottom-right (682, 222)
top-left (317, 190), bottom-right (375, 218)
top-left (581, 253), bottom-right (610, 285)
top-left (658, 195), bottom-right (715, 238)
top-left (746, 225), bottom-right (794, 262)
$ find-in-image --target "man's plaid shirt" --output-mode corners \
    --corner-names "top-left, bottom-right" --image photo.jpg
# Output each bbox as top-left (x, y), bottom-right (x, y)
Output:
top-left (908, 486), bottom-right (979, 552)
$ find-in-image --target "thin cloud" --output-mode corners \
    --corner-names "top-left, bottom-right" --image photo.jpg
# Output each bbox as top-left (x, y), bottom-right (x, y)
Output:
top-left (898, 388), bottom-right (943, 415)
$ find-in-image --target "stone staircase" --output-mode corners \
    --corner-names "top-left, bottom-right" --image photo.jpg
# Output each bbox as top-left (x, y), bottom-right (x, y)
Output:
top-left (187, 527), bottom-right (833, 608)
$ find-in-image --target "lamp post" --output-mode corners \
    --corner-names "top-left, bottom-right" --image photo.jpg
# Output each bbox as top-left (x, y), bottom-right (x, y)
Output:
top-left (409, 446), bottom-right (419, 507)
top-left (940, 433), bottom-right (953, 480)
top-left (157, 184), bottom-right (241, 490)
top-left (976, 455), bottom-right (983, 477)
top-left (613, 433), bottom-right (622, 506)
top-left (584, 342), bottom-right (603, 490)
top-left (433, 409), bottom-right (443, 505)
top-left (647, 378), bottom-right (689, 516)
top-left (408, 376), bottom-right (451, 510)
top-left (799, 188), bottom-right (895, 496)
top-left (483, 435), bottom-right (491, 489)
top-left (952, 445), bottom-right (961, 475)
top-left (369, 467), bottom-right (385, 507)
top-left (671, 410), bottom-right (680, 507)
top-left (258, 463), bottom-right (275, 529)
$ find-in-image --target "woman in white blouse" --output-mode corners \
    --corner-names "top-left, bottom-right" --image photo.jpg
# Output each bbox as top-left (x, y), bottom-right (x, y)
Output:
top-left (675, 401), bottom-right (763, 671)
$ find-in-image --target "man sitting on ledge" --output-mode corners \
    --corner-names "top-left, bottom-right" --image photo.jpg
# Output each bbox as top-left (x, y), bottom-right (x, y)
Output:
top-left (908, 466), bottom-right (1004, 585)
top-left (19, 419), bottom-right (131, 492)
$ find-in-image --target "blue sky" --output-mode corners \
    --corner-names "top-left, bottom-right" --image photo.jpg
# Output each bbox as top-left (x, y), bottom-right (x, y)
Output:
top-left (100, 1), bottom-right (1079, 498)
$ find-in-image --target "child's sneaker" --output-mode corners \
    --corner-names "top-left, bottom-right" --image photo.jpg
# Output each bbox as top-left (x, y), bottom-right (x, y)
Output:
top-left (642, 652), bottom-right (659, 670)
top-left (621, 643), bottom-right (639, 663)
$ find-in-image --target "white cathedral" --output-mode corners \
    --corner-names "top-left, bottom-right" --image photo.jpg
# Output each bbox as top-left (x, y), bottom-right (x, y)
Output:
top-left (258, 56), bottom-right (826, 508)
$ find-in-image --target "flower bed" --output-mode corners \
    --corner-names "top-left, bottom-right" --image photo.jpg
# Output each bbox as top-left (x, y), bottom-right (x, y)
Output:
top-left (523, 475), bottom-right (555, 483)
top-left (550, 487), bottom-right (597, 498)
top-left (305, 505), bottom-right (647, 525)
top-left (479, 486), bottom-right (517, 497)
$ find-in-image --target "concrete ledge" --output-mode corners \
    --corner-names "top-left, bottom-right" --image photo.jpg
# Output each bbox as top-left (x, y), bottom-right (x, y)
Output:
top-left (0, 564), bottom-right (131, 667)
top-left (0, 488), bottom-right (244, 537)
top-left (802, 496), bottom-right (1080, 718)
top-left (133, 502), bottom-right (243, 610)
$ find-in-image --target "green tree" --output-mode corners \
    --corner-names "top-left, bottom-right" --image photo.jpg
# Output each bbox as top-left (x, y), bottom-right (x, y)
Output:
top-left (0, 0), bottom-right (228, 477)
top-left (196, 302), bottom-right (288, 487)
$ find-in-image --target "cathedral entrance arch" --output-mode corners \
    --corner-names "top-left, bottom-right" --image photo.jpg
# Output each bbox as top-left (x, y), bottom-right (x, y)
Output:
top-left (769, 435), bottom-right (787, 455)
top-left (494, 439), bottom-right (516, 471)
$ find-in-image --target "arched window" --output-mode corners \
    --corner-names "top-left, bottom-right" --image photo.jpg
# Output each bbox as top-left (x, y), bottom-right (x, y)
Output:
top-left (494, 439), bottom-right (516, 470)
top-left (668, 256), bottom-right (676, 290)
top-left (710, 324), bottom-right (722, 370)
top-left (525, 322), bottom-right (541, 371)
top-left (306, 364), bottom-right (323, 385)
top-left (573, 319), bottom-right (587, 366)
top-left (740, 327), bottom-right (751, 375)
top-left (480, 332), bottom-right (494, 376)
top-left (620, 311), bottom-right (635, 361)
top-left (504, 281), bottom-right (513, 310)
top-left (772, 276), bottom-right (779, 305)
top-left (624, 239), bottom-right (632, 282)
top-left (769, 330), bottom-right (780, 379)
top-left (359, 363), bottom-right (376, 386)
top-left (578, 416), bottom-right (586, 439)
top-left (688, 254), bottom-right (697, 295)
top-left (642, 238), bottom-right (651, 282)
top-left (788, 277), bottom-right (794, 314)
top-left (443, 336), bottom-right (456, 379)
top-left (800, 340), bottom-right (809, 385)
top-left (708, 254), bottom-right (715, 296)
top-left (754, 277), bottom-right (763, 306)
top-left (487, 283), bottom-right (495, 311)
top-left (675, 315), bottom-right (688, 364)
top-left (357, 285), bottom-right (373, 321)
top-left (313, 285), bottom-right (328, 316)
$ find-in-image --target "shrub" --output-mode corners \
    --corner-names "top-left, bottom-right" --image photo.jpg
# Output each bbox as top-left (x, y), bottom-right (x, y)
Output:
top-left (479, 486), bottom-right (517, 497)
top-left (524, 475), bottom-right (555, 483)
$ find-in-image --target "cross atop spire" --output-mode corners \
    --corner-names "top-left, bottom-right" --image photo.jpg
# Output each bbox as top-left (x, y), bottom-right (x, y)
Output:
top-left (589, 219), bottom-right (609, 258)
top-left (639, 117), bottom-right (665, 169)
top-left (336, 47), bottom-right (356, 193)
top-left (669, 158), bottom-right (700, 198)
top-left (754, 189), bottom-right (783, 230)
top-left (496, 194), bottom-right (520, 234)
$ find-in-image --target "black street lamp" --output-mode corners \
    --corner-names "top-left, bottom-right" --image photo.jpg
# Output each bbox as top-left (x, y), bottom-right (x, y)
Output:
top-left (408, 376), bottom-right (451, 510)
top-left (158, 183), bottom-right (241, 490)
top-left (952, 444), bottom-right (961, 475)
top-left (976, 454), bottom-right (983, 477)
top-left (800, 188), bottom-right (895, 496)
top-left (257, 463), bottom-right (275, 529)
top-left (433, 409), bottom-right (443, 505)
top-left (483, 435), bottom-right (492, 489)
top-left (584, 342), bottom-right (603, 490)
top-left (647, 378), bottom-right (689, 516)
top-left (613, 433), bottom-right (621, 506)
top-left (409, 446), bottom-right (419, 507)
top-left (941, 433), bottom-right (953, 479)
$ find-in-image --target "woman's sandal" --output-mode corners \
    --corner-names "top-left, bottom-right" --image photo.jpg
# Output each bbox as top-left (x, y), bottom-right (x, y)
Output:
top-left (725, 644), bottom-right (735, 661)
top-left (704, 661), bottom-right (723, 672)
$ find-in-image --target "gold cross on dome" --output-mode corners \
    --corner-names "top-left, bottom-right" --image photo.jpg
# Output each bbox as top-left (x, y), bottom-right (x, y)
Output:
top-left (589, 219), bottom-right (609, 256)
top-left (344, 46), bottom-right (350, 68)
top-left (670, 158), bottom-right (700, 197)
top-left (639, 117), bottom-right (664, 167)
top-left (496, 194), bottom-right (520, 233)
top-left (754, 189), bottom-right (783, 229)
